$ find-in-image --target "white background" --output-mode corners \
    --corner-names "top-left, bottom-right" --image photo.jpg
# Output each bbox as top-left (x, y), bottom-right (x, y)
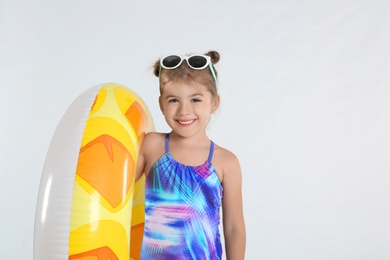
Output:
top-left (1, 0), bottom-right (390, 259)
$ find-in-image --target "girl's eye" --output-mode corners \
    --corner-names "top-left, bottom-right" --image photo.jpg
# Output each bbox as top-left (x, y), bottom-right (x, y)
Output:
top-left (191, 98), bottom-right (201, 103)
top-left (168, 99), bottom-right (178, 103)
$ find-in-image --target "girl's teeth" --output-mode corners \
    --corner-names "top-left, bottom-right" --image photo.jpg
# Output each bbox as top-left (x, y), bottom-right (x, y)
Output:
top-left (179, 120), bottom-right (194, 125)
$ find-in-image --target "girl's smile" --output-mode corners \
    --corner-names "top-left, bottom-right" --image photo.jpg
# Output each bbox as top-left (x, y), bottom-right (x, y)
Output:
top-left (177, 119), bottom-right (196, 125)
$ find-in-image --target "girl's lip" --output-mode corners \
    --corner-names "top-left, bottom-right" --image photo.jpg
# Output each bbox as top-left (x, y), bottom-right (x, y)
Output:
top-left (177, 119), bottom-right (196, 125)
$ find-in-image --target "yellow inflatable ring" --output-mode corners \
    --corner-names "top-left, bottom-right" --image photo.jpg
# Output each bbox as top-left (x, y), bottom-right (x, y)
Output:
top-left (34, 83), bottom-right (154, 260)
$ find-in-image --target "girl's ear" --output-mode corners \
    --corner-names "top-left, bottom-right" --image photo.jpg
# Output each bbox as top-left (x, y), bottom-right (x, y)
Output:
top-left (211, 95), bottom-right (220, 114)
top-left (159, 96), bottom-right (164, 114)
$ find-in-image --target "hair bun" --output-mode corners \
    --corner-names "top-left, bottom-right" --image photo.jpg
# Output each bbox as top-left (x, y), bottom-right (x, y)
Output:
top-left (205, 50), bottom-right (220, 65)
top-left (153, 60), bottom-right (160, 77)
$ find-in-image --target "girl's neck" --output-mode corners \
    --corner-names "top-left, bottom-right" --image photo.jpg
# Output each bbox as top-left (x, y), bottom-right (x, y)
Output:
top-left (168, 131), bottom-right (210, 148)
top-left (167, 131), bottom-right (212, 166)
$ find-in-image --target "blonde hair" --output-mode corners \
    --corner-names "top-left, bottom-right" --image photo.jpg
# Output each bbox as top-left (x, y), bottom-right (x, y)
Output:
top-left (153, 50), bottom-right (220, 99)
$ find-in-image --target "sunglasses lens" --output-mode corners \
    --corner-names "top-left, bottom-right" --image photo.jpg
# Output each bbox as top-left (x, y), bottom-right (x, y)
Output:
top-left (188, 56), bottom-right (208, 68)
top-left (162, 55), bottom-right (181, 68)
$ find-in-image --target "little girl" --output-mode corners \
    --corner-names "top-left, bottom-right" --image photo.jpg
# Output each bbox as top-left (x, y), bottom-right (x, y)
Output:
top-left (135, 51), bottom-right (246, 259)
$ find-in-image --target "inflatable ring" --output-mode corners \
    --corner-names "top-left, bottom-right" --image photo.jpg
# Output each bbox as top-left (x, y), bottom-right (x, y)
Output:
top-left (34, 83), bottom-right (154, 260)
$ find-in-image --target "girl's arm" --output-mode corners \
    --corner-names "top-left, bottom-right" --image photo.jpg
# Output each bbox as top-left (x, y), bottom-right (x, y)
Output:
top-left (135, 132), bottom-right (165, 182)
top-left (135, 141), bottom-right (146, 182)
top-left (221, 151), bottom-right (246, 260)
top-left (135, 133), bottom-right (153, 182)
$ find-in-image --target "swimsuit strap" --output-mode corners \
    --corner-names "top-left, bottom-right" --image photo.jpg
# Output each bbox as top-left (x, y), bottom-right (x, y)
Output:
top-left (165, 133), bottom-right (214, 163)
top-left (207, 141), bottom-right (215, 163)
top-left (165, 133), bottom-right (169, 153)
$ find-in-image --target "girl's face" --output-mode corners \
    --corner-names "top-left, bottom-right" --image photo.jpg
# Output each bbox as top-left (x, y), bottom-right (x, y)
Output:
top-left (159, 81), bottom-right (219, 139)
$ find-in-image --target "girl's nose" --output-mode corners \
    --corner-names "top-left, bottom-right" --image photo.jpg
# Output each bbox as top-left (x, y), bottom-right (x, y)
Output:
top-left (178, 102), bottom-right (191, 115)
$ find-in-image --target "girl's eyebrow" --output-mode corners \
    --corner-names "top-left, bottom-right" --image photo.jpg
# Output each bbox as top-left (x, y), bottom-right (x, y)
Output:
top-left (190, 93), bottom-right (204, 97)
top-left (165, 93), bottom-right (204, 99)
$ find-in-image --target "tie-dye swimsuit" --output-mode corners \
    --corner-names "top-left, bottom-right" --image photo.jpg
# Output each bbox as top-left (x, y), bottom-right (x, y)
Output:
top-left (141, 134), bottom-right (223, 260)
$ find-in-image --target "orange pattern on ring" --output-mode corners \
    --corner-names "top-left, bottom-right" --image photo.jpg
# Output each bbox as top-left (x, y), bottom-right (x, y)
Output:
top-left (69, 246), bottom-right (118, 260)
top-left (76, 134), bottom-right (134, 208)
top-left (126, 101), bottom-right (148, 141)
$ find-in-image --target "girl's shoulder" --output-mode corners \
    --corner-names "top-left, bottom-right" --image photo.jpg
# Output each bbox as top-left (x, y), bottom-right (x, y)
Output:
top-left (143, 132), bottom-right (165, 143)
top-left (140, 132), bottom-right (168, 176)
top-left (213, 143), bottom-right (239, 164)
top-left (212, 143), bottom-right (241, 183)
top-left (141, 132), bottom-right (166, 152)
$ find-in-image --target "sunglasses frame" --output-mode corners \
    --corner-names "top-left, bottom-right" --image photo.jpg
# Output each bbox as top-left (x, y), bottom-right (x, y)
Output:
top-left (161, 54), bottom-right (210, 70)
top-left (159, 54), bottom-right (218, 86)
